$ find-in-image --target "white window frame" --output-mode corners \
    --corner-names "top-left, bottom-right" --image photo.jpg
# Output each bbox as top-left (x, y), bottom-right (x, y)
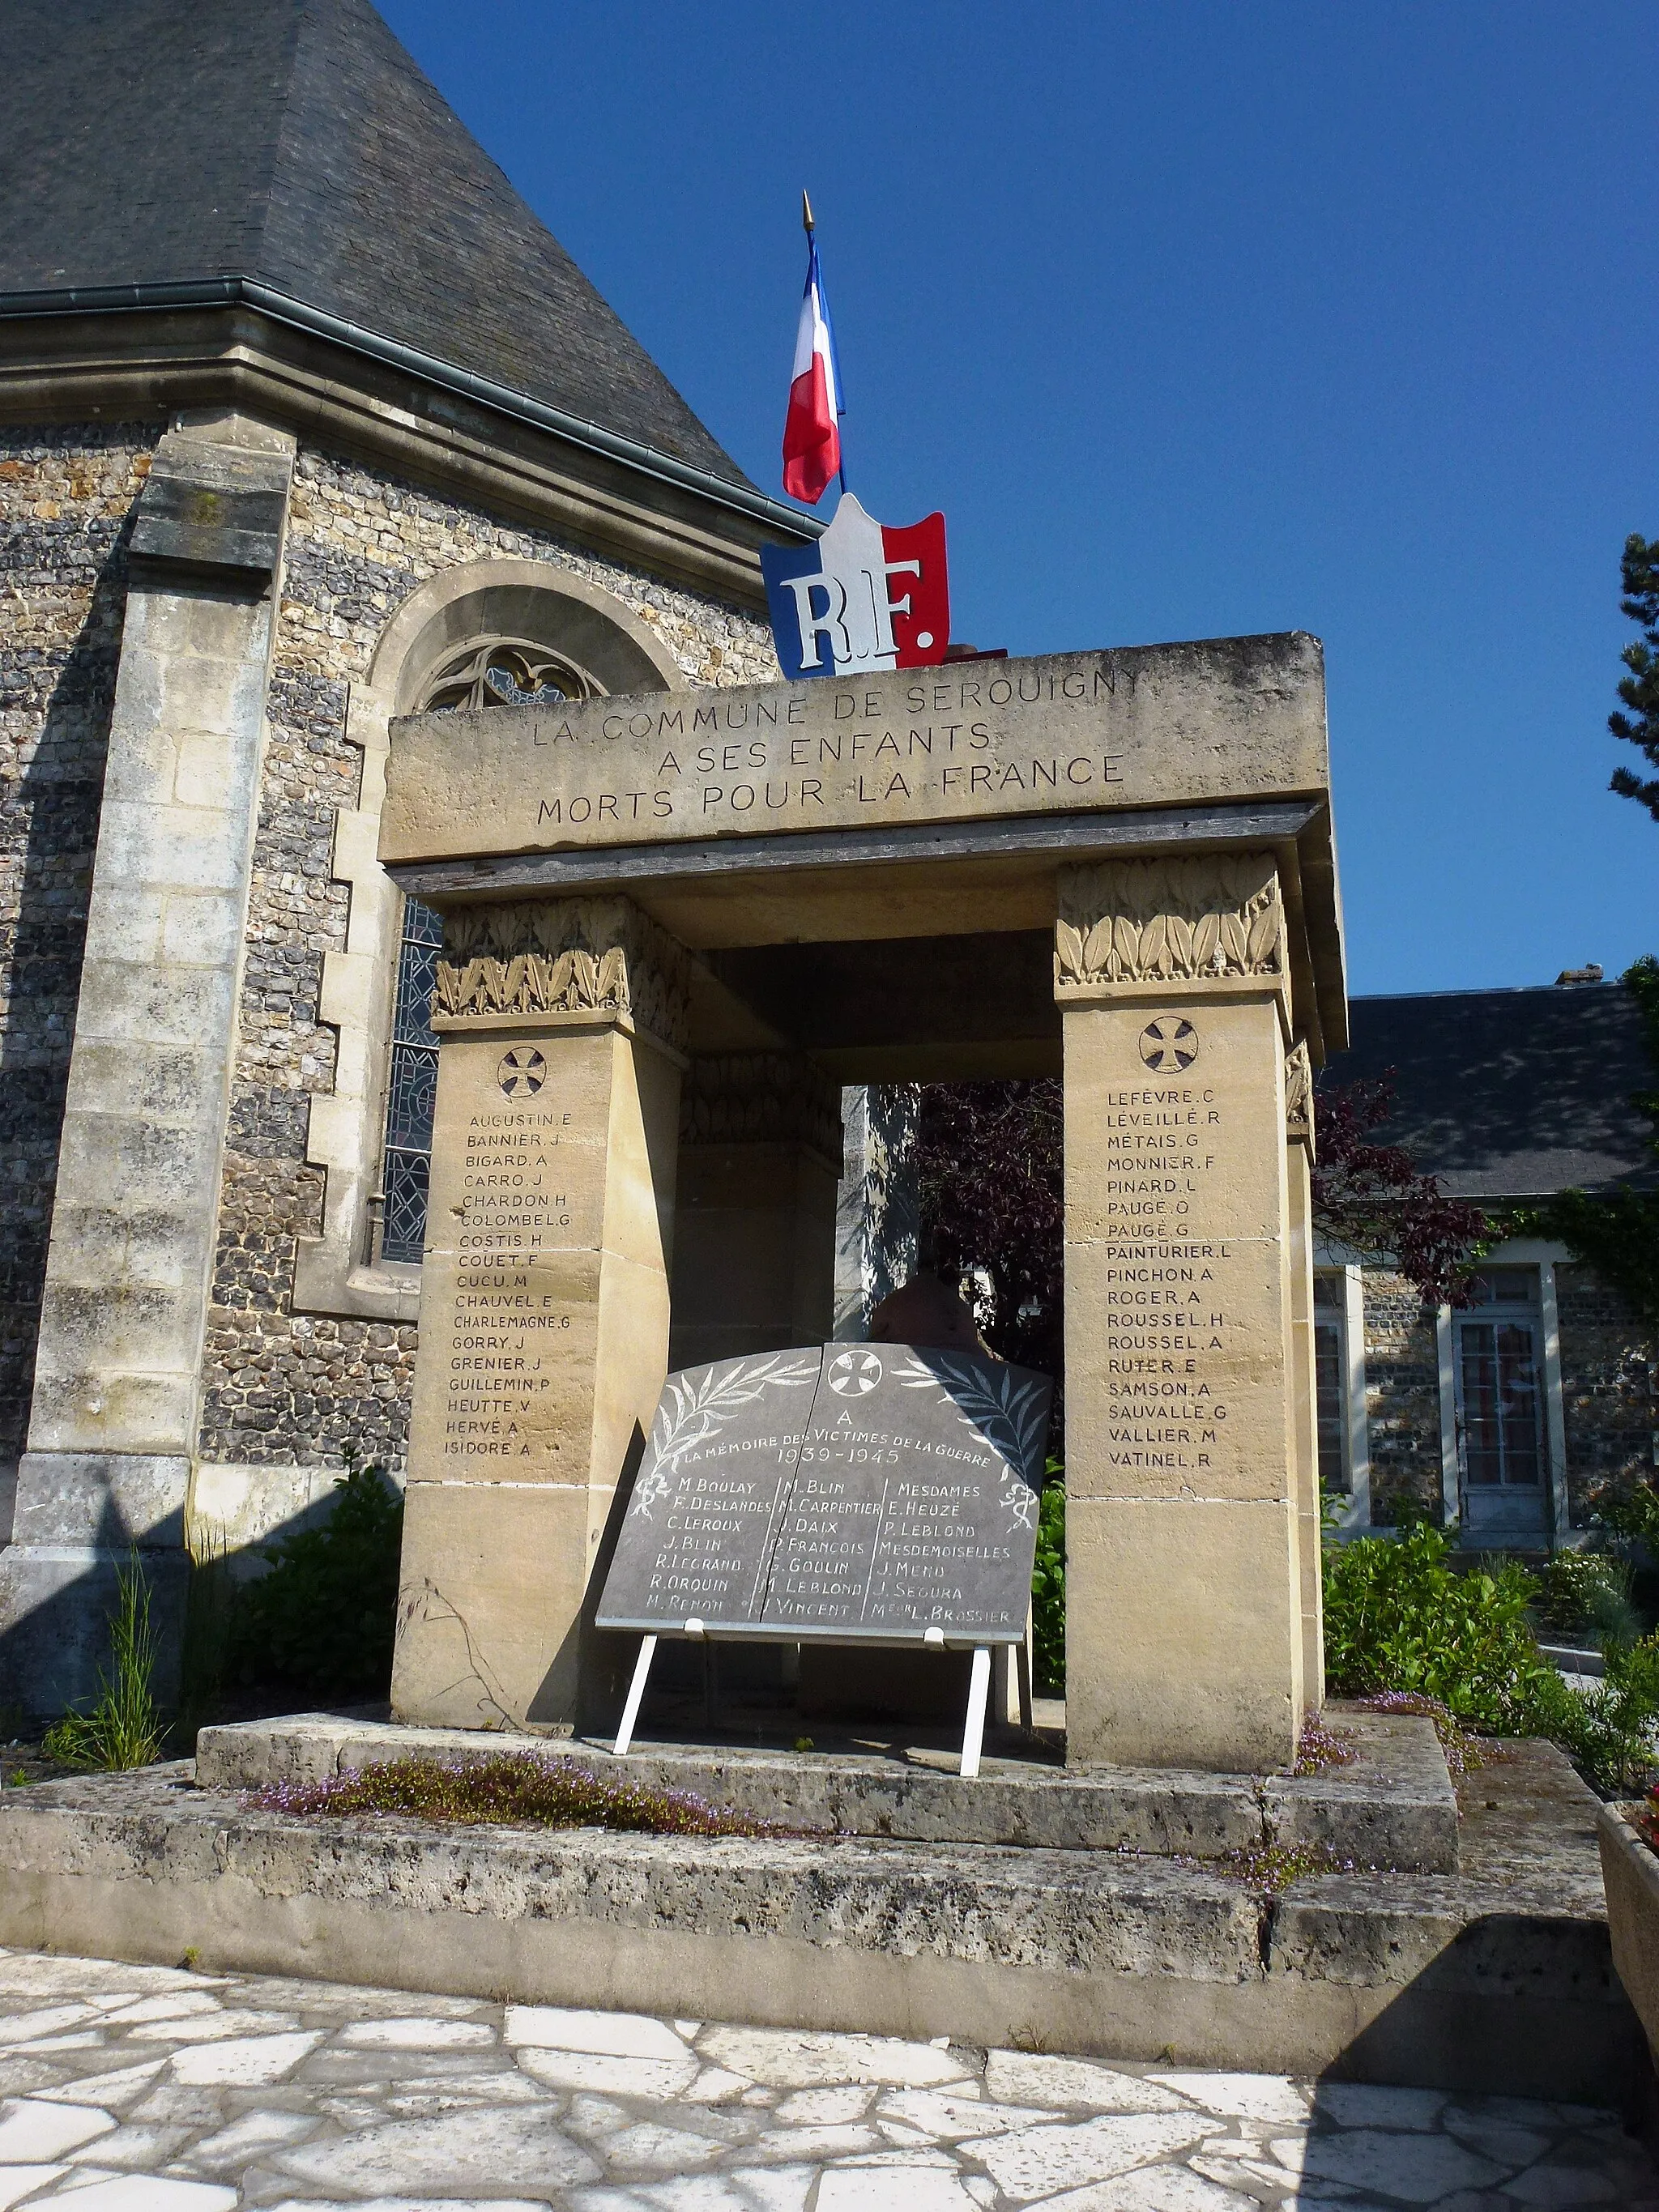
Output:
top-left (1435, 1238), bottom-right (1572, 1543)
top-left (1311, 1246), bottom-right (1370, 1533)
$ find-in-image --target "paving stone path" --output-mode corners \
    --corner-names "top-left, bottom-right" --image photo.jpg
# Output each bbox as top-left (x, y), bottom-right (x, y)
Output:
top-left (0, 1946), bottom-right (1653, 2209)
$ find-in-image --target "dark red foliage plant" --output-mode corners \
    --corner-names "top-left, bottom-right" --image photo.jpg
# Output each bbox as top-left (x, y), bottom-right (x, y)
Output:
top-left (917, 1079), bottom-right (1064, 1384)
top-left (1311, 1072), bottom-right (1489, 1307)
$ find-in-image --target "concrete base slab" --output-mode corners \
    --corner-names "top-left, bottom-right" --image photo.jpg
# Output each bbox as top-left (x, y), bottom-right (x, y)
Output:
top-left (195, 1698), bottom-right (1461, 1872)
top-left (0, 1735), bottom-right (1638, 2101)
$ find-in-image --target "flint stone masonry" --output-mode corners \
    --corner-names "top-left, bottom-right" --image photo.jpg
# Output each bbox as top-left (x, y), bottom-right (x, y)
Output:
top-left (0, 1735), bottom-right (1637, 2100)
top-left (1350, 1265), bottom-right (1444, 1527)
top-left (196, 1701), bottom-right (1461, 1872)
top-left (198, 444), bottom-right (778, 1480)
top-left (1558, 1261), bottom-right (1656, 1526)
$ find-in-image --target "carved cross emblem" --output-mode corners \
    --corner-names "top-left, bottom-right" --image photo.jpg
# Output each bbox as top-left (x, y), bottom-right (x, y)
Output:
top-left (827, 1349), bottom-right (884, 1397)
top-left (1139, 1016), bottom-right (1199, 1072)
top-left (497, 1046), bottom-right (547, 1097)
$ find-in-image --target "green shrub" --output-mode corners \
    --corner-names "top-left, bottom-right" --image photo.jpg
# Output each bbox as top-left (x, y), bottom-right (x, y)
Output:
top-left (1533, 1551), bottom-right (1641, 1646)
top-left (1521, 1637), bottom-right (1659, 1797)
top-left (1324, 1521), bottom-right (1659, 1796)
top-left (1592, 1476), bottom-right (1659, 1556)
top-left (1031, 1468), bottom-right (1064, 1694)
top-left (42, 1551), bottom-right (164, 1771)
top-left (228, 1460), bottom-right (403, 1699)
top-left (1322, 1521), bottom-right (1555, 1731)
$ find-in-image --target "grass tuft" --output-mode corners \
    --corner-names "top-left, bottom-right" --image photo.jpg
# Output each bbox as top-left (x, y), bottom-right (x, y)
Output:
top-left (41, 1551), bottom-right (164, 1771)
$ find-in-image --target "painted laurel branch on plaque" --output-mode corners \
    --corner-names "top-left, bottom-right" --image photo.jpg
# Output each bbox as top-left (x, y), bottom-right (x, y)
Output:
top-left (597, 1343), bottom-right (1054, 1644)
top-left (629, 1352), bottom-right (820, 1519)
top-left (891, 1352), bottom-right (1047, 1532)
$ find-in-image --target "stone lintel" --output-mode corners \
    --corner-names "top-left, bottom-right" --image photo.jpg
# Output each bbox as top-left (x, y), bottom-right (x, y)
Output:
top-left (382, 637), bottom-right (1330, 871)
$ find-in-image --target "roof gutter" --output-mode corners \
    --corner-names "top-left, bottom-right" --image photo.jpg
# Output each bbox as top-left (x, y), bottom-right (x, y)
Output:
top-left (0, 275), bottom-right (821, 542)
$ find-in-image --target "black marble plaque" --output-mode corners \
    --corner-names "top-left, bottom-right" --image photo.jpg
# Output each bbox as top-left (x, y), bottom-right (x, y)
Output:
top-left (597, 1344), bottom-right (1051, 1644)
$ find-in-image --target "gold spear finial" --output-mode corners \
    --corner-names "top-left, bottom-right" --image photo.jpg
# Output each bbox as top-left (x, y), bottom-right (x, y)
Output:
top-left (802, 190), bottom-right (816, 236)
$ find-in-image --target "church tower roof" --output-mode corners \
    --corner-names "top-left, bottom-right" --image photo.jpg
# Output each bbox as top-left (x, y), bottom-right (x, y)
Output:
top-left (0, 0), bottom-right (751, 489)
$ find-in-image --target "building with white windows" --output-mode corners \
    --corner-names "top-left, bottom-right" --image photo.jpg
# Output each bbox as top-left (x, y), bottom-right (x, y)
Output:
top-left (1316, 978), bottom-right (1656, 1549)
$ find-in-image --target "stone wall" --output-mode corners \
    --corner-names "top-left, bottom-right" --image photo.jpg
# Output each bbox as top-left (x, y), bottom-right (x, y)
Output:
top-left (196, 444), bottom-right (778, 1475)
top-left (1357, 1266), bottom-right (1444, 1524)
top-left (1556, 1262), bottom-right (1655, 1527)
top-left (0, 424), bottom-right (160, 1497)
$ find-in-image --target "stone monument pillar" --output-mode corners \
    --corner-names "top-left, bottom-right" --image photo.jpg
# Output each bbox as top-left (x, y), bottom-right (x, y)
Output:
top-left (1056, 853), bottom-right (1309, 1772)
top-left (0, 416), bottom-right (294, 1719)
top-left (1285, 1040), bottom-right (1325, 1710)
top-left (390, 897), bottom-right (689, 1734)
top-left (670, 1054), bottom-right (842, 1368)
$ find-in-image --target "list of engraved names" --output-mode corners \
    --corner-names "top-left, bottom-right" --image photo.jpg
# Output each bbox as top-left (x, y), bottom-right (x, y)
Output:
top-left (1097, 1078), bottom-right (1234, 1478)
top-left (441, 1099), bottom-right (577, 1465)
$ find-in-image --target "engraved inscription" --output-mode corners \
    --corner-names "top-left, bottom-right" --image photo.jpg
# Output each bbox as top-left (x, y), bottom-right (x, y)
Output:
top-left (1096, 1075), bottom-right (1234, 1475)
top-left (497, 1046), bottom-right (546, 1097)
top-left (382, 640), bottom-right (1329, 863)
top-left (597, 1345), bottom-right (1051, 1643)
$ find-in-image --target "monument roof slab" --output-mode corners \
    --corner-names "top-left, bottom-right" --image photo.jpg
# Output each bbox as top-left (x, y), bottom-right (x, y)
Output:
top-left (385, 635), bottom-right (1347, 1068)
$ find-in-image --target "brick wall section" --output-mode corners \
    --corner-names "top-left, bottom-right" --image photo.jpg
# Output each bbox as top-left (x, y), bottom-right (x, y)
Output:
top-left (1358, 1265), bottom-right (1444, 1523)
top-left (197, 445), bottom-right (778, 1473)
top-left (0, 424), bottom-right (160, 1473)
top-left (1555, 1262), bottom-right (1655, 1527)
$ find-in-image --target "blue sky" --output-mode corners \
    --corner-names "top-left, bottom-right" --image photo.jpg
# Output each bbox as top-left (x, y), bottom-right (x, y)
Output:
top-left (382, 0), bottom-right (1655, 999)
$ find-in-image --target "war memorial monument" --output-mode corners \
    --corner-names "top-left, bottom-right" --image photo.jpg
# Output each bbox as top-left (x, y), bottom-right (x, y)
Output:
top-left (377, 630), bottom-right (1341, 1775)
top-left (2, 623), bottom-right (1637, 2099)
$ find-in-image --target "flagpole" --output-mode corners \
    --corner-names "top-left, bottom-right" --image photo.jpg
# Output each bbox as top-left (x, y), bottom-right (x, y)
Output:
top-left (802, 190), bottom-right (847, 496)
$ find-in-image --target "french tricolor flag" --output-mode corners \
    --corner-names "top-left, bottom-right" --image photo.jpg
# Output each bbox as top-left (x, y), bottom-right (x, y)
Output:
top-left (782, 234), bottom-right (842, 505)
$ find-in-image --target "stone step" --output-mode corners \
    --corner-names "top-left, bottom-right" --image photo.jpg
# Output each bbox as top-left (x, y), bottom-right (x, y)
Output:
top-left (0, 1737), bottom-right (1638, 2103)
top-left (194, 1698), bottom-right (1461, 1873)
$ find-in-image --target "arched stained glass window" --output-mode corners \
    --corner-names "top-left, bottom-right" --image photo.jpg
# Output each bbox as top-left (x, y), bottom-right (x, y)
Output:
top-left (376, 637), bottom-right (597, 1264)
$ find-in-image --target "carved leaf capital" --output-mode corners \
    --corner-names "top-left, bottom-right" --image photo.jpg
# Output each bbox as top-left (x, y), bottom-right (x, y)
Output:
top-left (433, 897), bottom-right (689, 1051)
top-left (1054, 853), bottom-right (1286, 990)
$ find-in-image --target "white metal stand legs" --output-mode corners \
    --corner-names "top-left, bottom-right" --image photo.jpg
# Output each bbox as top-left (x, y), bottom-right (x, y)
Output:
top-left (615, 1630), bottom-right (1003, 1776)
top-left (961, 1644), bottom-right (992, 1779)
top-left (613, 1633), bottom-right (657, 1756)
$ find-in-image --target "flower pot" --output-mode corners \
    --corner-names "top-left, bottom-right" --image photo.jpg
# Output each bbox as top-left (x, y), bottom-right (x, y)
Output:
top-left (1597, 1801), bottom-right (1659, 2069)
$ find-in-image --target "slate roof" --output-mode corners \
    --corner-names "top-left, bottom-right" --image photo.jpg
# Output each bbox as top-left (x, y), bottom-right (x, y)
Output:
top-left (1320, 982), bottom-right (1657, 1199)
top-left (0, 0), bottom-right (749, 487)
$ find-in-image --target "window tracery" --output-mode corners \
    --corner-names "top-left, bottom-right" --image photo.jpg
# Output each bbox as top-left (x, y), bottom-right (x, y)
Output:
top-left (376, 639), bottom-right (600, 1264)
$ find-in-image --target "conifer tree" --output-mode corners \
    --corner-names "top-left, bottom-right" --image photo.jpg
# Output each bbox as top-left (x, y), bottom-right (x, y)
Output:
top-left (1610, 531), bottom-right (1659, 820)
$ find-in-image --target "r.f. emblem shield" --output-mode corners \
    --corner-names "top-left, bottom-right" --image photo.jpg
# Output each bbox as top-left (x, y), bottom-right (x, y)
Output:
top-left (761, 493), bottom-right (951, 680)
